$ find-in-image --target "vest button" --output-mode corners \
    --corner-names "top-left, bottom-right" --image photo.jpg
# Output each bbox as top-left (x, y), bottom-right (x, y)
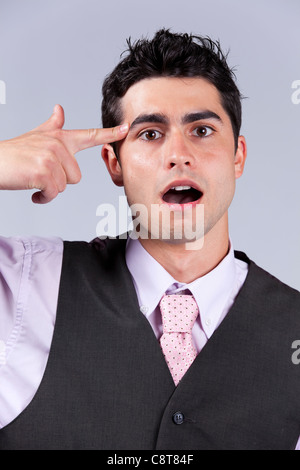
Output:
top-left (172, 411), bottom-right (184, 425)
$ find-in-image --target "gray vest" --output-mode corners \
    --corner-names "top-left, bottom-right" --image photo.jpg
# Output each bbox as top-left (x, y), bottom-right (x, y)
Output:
top-left (0, 237), bottom-right (299, 449)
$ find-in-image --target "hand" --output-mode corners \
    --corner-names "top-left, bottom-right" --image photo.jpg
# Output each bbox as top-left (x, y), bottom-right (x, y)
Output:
top-left (0, 105), bottom-right (129, 203)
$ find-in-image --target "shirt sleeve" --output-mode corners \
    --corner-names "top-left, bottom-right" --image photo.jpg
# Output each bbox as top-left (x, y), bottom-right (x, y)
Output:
top-left (0, 236), bottom-right (63, 428)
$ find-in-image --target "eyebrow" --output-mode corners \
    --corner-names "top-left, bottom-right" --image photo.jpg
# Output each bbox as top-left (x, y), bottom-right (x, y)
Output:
top-left (129, 110), bottom-right (222, 131)
top-left (130, 113), bottom-right (168, 130)
top-left (182, 111), bottom-right (222, 124)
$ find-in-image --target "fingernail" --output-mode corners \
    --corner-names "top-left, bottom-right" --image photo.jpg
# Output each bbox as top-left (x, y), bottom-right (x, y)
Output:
top-left (119, 123), bottom-right (129, 133)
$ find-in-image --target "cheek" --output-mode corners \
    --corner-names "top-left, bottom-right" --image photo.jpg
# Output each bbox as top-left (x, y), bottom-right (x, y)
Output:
top-left (207, 153), bottom-right (236, 197)
top-left (120, 153), bottom-right (154, 204)
top-left (123, 160), bottom-right (148, 189)
top-left (121, 144), bottom-right (156, 183)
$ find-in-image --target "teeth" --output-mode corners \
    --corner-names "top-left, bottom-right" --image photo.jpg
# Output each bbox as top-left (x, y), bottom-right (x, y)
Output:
top-left (170, 185), bottom-right (192, 191)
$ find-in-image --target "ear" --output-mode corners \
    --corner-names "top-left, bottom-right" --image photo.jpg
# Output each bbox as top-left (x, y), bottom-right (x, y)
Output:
top-left (101, 144), bottom-right (124, 187)
top-left (234, 135), bottom-right (247, 179)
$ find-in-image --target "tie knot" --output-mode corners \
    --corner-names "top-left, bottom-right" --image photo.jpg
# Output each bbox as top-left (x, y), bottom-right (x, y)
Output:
top-left (159, 294), bottom-right (199, 333)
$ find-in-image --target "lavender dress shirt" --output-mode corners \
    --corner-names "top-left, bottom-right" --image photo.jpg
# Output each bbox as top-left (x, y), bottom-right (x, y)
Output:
top-left (0, 235), bottom-right (299, 449)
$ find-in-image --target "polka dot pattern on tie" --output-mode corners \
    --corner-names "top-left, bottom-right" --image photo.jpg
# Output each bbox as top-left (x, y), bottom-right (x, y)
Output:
top-left (159, 294), bottom-right (199, 386)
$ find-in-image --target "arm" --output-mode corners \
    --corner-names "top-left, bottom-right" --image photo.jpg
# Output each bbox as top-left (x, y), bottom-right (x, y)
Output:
top-left (0, 104), bottom-right (128, 203)
top-left (0, 106), bottom-right (128, 427)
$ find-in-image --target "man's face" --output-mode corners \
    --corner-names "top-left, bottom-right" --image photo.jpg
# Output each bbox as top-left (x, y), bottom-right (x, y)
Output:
top-left (103, 76), bottom-right (246, 245)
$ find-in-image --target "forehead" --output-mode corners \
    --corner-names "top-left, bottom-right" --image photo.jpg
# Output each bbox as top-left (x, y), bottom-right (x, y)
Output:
top-left (120, 76), bottom-right (226, 123)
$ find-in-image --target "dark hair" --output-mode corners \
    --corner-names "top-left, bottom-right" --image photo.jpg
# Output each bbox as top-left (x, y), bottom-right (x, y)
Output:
top-left (101, 28), bottom-right (242, 151)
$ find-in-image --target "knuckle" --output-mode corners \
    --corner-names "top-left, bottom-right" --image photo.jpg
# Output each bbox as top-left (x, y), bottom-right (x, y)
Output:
top-left (56, 172), bottom-right (67, 193)
top-left (110, 126), bottom-right (117, 139)
top-left (87, 128), bottom-right (97, 141)
top-left (58, 181), bottom-right (67, 193)
top-left (46, 178), bottom-right (59, 195)
top-left (33, 167), bottom-right (48, 186)
top-left (68, 168), bottom-right (82, 184)
top-left (47, 188), bottom-right (59, 202)
top-left (42, 150), bottom-right (57, 167)
top-left (31, 152), bottom-right (55, 181)
top-left (73, 171), bottom-right (82, 184)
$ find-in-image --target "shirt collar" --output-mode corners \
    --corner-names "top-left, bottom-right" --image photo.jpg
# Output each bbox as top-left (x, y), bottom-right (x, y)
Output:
top-left (125, 238), bottom-right (237, 338)
top-left (187, 243), bottom-right (236, 337)
top-left (125, 237), bottom-right (176, 316)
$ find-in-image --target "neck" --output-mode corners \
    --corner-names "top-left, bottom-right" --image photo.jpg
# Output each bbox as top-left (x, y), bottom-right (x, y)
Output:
top-left (138, 216), bottom-right (230, 283)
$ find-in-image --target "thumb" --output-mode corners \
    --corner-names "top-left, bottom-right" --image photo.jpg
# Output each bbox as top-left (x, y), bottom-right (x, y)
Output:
top-left (33, 104), bottom-right (65, 132)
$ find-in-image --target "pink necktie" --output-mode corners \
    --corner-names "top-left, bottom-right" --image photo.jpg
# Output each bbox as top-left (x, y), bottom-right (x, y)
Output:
top-left (159, 294), bottom-right (199, 386)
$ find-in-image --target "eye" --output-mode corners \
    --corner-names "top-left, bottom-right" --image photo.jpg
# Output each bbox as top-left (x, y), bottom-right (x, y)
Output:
top-left (192, 126), bottom-right (214, 138)
top-left (139, 129), bottom-right (163, 141)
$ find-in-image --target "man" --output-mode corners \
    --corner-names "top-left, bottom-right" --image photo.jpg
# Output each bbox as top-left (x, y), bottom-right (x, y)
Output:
top-left (0, 29), bottom-right (299, 450)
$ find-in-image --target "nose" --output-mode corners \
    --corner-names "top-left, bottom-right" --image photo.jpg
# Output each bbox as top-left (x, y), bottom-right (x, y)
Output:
top-left (163, 131), bottom-right (195, 170)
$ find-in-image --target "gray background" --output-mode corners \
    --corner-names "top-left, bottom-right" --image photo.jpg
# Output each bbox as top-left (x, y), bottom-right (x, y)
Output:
top-left (0, 0), bottom-right (299, 290)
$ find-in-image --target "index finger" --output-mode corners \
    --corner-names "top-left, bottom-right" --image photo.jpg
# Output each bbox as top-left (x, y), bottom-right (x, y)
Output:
top-left (62, 123), bottom-right (129, 154)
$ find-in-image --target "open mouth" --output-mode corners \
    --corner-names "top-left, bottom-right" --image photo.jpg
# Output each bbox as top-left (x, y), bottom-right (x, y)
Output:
top-left (162, 185), bottom-right (203, 205)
